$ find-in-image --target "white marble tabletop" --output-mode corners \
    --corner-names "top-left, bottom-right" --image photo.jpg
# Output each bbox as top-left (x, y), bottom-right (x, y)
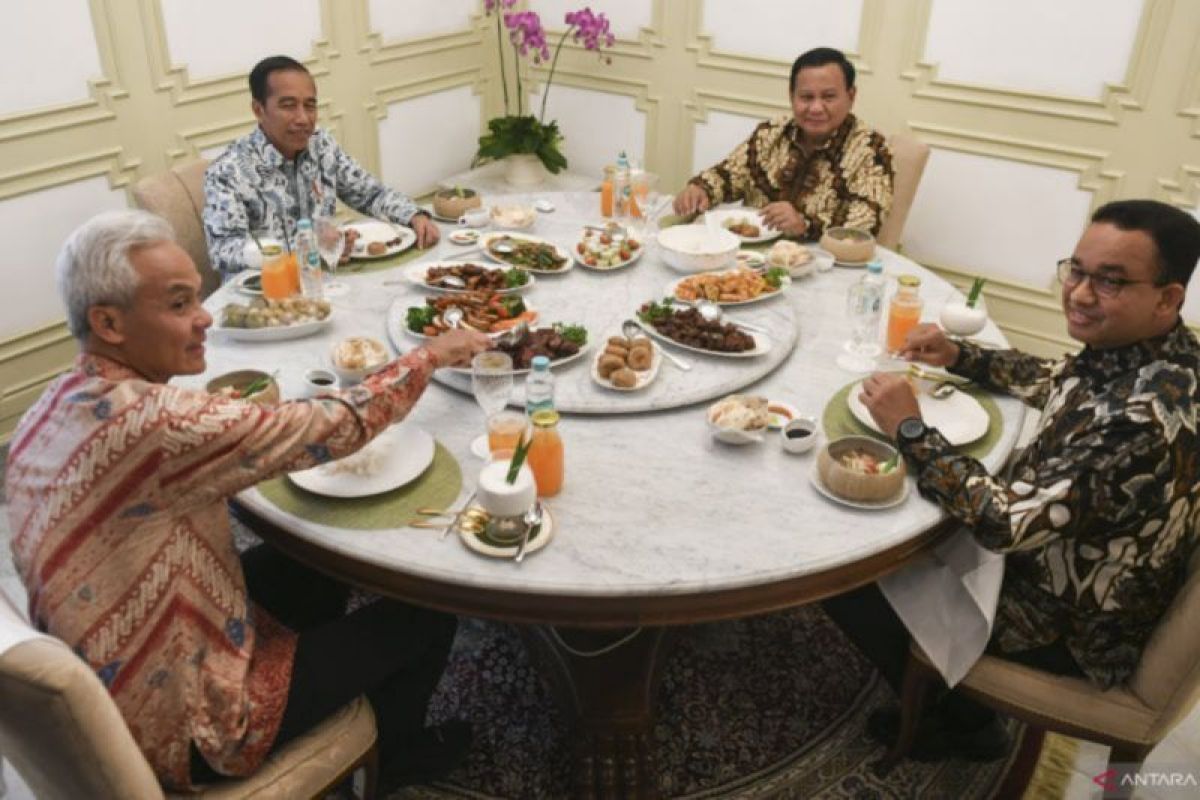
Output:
top-left (191, 192), bottom-right (1025, 612)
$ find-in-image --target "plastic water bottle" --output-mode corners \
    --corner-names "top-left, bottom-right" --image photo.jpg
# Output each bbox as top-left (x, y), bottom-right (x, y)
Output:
top-left (295, 218), bottom-right (324, 299)
top-left (613, 151), bottom-right (631, 218)
top-left (525, 356), bottom-right (555, 417)
top-left (838, 260), bottom-right (885, 371)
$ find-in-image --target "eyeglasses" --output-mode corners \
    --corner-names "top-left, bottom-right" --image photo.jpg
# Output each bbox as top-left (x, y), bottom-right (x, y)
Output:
top-left (1056, 259), bottom-right (1161, 298)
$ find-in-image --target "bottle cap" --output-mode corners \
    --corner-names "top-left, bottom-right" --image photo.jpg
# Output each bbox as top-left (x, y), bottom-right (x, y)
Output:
top-left (898, 273), bottom-right (921, 287)
top-left (867, 260), bottom-right (883, 274)
top-left (531, 355), bottom-right (550, 370)
top-left (531, 409), bottom-right (559, 427)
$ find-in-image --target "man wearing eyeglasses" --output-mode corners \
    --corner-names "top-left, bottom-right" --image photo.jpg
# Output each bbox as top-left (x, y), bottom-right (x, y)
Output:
top-left (824, 200), bottom-right (1200, 760)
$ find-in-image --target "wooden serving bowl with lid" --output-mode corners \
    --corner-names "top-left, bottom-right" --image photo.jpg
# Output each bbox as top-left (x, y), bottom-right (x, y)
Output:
top-left (206, 369), bottom-right (281, 405)
top-left (816, 435), bottom-right (906, 502)
top-left (433, 187), bottom-right (482, 219)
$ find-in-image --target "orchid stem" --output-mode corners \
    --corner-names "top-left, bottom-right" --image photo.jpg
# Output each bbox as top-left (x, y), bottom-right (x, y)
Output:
top-left (495, 13), bottom-right (510, 115)
top-left (540, 28), bottom-right (571, 123)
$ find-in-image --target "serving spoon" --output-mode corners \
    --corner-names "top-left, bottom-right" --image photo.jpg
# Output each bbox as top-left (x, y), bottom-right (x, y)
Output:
top-left (693, 299), bottom-right (768, 334)
top-left (622, 319), bottom-right (691, 371)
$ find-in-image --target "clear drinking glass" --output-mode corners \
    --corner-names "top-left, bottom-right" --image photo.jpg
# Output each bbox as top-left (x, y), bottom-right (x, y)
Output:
top-left (470, 351), bottom-right (514, 459)
top-left (314, 214), bottom-right (347, 297)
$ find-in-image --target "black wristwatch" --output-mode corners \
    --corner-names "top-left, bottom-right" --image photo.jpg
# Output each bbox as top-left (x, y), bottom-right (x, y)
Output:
top-left (896, 416), bottom-right (929, 446)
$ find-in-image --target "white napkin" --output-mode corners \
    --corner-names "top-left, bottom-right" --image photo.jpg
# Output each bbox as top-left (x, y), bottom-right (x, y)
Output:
top-left (878, 527), bottom-right (1004, 687)
top-left (0, 588), bottom-right (51, 658)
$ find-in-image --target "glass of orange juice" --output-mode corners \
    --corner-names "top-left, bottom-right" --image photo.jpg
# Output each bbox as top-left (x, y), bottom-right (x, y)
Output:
top-left (526, 409), bottom-right (563, 497)
top-left (886, 274), bottom-right (924, 354)
top-left (487, 410), bottom-right (526, 455)
top-left (261, 253), bottom-right (299, 299)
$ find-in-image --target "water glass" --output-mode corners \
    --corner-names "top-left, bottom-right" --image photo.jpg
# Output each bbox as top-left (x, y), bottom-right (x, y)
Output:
top-left (314, 215), bottom-right (347, 296)
top-left (470, 351), bottom-right (514, 457)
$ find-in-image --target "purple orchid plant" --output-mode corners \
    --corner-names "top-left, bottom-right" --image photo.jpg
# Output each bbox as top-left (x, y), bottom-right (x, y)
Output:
top-left (475, 2), bottom-right (617, 174)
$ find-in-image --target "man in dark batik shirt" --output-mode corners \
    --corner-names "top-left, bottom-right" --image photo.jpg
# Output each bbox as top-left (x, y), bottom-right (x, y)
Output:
top-left (825, 199), bottom-right (1200, 760)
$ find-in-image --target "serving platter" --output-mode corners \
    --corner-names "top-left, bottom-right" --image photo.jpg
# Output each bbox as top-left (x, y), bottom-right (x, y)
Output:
top-left (212, 316), bottom-right (331, 342)
top-left (637, 321), bottom-right (773, 359)
top-left (590, 334), bottom-right (662, 392)
top-left (665, 270), bottom-right (786, 308)
top-left (479, 232), bottom-right (573, 274)
top-left (402, 262), bottom-right (534, 296)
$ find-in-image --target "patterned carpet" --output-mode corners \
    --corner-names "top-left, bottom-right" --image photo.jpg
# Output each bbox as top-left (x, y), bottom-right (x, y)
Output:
top-left (396, 608), bottom-right (1041, 799)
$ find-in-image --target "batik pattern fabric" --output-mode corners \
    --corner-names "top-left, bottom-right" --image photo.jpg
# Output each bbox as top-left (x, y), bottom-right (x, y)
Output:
top-left (6, 348), bottom-right (438, 787)
top-left (203, 126), bottom-right (423, 275)
top-left (688, 114), bottom-right (893, 239)
top-left (896, 324), bottom-right (1200, 688)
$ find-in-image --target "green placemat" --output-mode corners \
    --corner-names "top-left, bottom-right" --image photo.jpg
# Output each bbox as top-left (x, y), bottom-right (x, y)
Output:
top-left (257, 442), bottom-right (462, 530)
top-left (821, 380), bottom-right (1002, 461)
top-left (344, 243), bottom-right (433, 275)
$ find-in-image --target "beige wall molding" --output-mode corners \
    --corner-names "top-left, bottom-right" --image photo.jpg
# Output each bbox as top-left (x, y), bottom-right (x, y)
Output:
top-left (138, 0), bottom-right (337, 107)
top-left (1157, 164), bottom-right (1200, 208)
top-left (528, 68), bottom-right (661, 167)
top-left (165, 117), bottom-right (257, 163)
top-left (356, 7), bottom-right (483, 65)
top-left (907, 122), bottom-right (1123, 204)
top-left (0, 148), bottom-right (140, 201)
top-left (1178, 28), bottom-right (1200, 138)
top-left (899, 0), bottom-right (1168, 125)
top-left (0, 321), bottom-right (74, 440)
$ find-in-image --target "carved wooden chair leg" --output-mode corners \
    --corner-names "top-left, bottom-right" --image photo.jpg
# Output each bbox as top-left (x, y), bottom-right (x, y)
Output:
top-left (880, 650), bottom-right (938, 771)
top-left (1099, 743), bottom-right (1151, 800)
top-left (360, 743), bottom-right (379, 800)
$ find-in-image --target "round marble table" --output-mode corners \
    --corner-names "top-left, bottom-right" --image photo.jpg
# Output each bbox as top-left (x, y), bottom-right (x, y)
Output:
top-left (191, 191), bottom-right (1025, 797)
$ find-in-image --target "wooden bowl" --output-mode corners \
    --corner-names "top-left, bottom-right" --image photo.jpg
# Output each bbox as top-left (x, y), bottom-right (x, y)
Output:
top-left (819, 227), bottom-right (876, 264)
top-left (816, 436), bottom-right (906, 502)
top-left (206, 369), bottom-right (280, 405)
top-left (433, 187), bottom-right (482, 220)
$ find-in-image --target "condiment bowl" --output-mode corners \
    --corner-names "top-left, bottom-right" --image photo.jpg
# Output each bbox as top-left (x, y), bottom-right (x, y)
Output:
top-left (816, 436), bottom-right (906, 501)
top-left (781, 416), bottom-right (818, 454)
top-left (206, 369), bottom-right (280, 405)
top-left (819, 227), bottom-right (876, 264)
top-left (657, 224), bottom-right (740, 273)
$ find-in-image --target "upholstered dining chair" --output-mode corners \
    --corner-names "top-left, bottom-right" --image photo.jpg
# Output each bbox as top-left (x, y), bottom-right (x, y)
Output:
top-left (132, 159), bottom-right (221, 299)
top-left (0, 588), bottom-right (379, 799)
top-left (885, 548), bottom-right (1200, 781)
top-left (876, 133), bottom-right (930, 251)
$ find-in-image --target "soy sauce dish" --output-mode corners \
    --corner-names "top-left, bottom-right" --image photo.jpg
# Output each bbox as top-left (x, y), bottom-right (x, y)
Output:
top-left (781, 417), bottom-right (818, 454)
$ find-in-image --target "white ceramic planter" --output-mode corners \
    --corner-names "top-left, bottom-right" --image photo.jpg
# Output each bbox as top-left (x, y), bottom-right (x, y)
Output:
top-left (503, 153), bottom-right (548, 188)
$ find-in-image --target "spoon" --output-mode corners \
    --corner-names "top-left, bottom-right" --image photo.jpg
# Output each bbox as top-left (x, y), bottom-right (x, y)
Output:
top-left (534, 198), bottom-right (555, 213)
top-left (693, 299), bottom-right (768, 334)
top-left (442, 306), bottom-right (466, 329)
top-left (514, 502), bottom-right (542, 563)
top-left (433, 274), bottom-right (467, 289)
top-left (451, 240), bottom-right (515, 259)
top-left (622, 319), bottom-right (692, 371)
top-left (490, 319), bottom-right (529, 348)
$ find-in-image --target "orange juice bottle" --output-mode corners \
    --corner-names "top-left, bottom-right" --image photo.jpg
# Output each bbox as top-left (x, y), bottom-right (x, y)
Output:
top-left (261, 253), bottom-right (299, 299)
top-left (886, 274), bottom-right (923, 353)
top-left (600, 166), bottom-right (615, 217)
top-left (526, 409), bottom-right (563, 497)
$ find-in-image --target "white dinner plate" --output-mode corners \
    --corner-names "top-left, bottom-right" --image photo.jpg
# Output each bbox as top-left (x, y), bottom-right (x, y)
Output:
top-left (574, 227), bottom-right (645, 271)
top-left (212, 316), bottom-right (332, 342)
top-left (664, 270), bottom-right (786, 308)
top-left (287, 423), bottom-right (435, 498)
top-left (459, 505), bottom-right (555, 558)
top-left (402, 262), bottom-right (534, 295)
top-left (637, 318), bottom-right (772, 359)
top-left (234, 271), bottom-right (263, 296)
top-left (479, 232), bottom-right (573, 274)
top-left (590, 334), bottom-right (662, 392)
top-left (704, 208), bottom-right (782, 244)
top-left (447, 229), bottom-right (482, 246)
top-left (346, 220), bottom-right (417, 260)
top-left (809, 465), bottom-right (910, 510)
top-left (846, 380), bottom-right (990, 446)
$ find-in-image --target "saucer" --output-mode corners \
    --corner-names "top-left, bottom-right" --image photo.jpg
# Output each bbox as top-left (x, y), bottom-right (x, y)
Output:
top-left (448, 229), bottom-right (481, 246)
top-left (458, 505), bottom-right (555, 558)
top-left (808, 465), bottom-right (910, 510)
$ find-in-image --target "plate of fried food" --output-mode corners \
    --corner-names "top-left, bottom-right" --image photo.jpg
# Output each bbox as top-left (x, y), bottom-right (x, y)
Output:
top-left (666, 266), bottom-right (789, 307)
top-left (403, 292), bottom-right (537, 337)
top-left (574, 223), bottom-right (643, 271)
top-left (636, 298), bottom-right (772, 358)
top-left (345, 219), bottom-right (417, 260)
top-left (591, 333), bottom-right (661, 391)
top-left (404, 262), bottom-right (534, 295)
top-left (480, 232), bottom-right (573, 274)
top-left (704, 208), bottom-right (781, 244)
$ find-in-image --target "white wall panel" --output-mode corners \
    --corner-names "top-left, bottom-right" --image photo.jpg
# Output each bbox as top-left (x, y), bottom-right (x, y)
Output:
top-left (1182, 202), bottom-right (1200, 325)
top-left (160, 0), bottom-right (322, 78)
top-left (532, 85), bottom-right (645, 180)
top-left (531, 0), bottom-right (651, 41)
top-left (369, 0), bottom-right (474, 41)
top-left (0, 177), bottom-right (127, 338)
top-left (702, 0), bottom-right (863, 63)
top-left (0, 0), bottom-right (101, 115)
top-left (923, 0), bottom-right (1142, 98)
top-left (379, 86), bottom-right (481, 195)
top-left (903, 149), bottom-right (1092, 291)
top-left (691, 110), bottom-right (763, 177)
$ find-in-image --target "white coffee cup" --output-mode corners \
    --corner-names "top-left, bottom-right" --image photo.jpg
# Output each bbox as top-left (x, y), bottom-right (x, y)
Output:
top-left (303, 368), bottom-right (339, 398)
top-left (458, 209), bottom-right (490, 228)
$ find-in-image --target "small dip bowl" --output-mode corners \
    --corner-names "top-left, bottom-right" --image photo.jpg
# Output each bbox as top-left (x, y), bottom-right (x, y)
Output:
top-left (781, 416), bottom-right (818, 454)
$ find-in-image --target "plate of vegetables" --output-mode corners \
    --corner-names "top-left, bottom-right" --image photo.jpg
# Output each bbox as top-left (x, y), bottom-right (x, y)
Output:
top-left (479, 232), bottom-right (573, 274)
top-left (574, 224), bottom-right (643, 271)
top-left (404, 292), bottom-right (537, 338)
